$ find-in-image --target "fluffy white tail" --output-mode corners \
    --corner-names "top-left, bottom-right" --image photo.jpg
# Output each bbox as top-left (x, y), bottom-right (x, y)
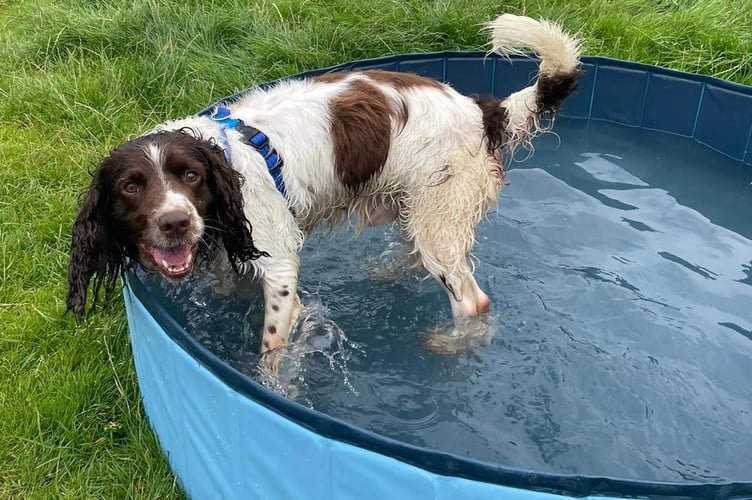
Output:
top-left (481, 14), bottom-right (582, 152)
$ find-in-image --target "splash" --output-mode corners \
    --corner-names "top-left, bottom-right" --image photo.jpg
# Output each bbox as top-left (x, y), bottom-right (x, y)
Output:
top-left (257, 293), bottom-right (364, 405)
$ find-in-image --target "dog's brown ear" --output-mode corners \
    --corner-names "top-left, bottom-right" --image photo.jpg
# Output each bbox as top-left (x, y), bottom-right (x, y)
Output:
top-left (66, 166), bottom-right (127, 317)
top-left (195, 138), bottom-right (269, 269)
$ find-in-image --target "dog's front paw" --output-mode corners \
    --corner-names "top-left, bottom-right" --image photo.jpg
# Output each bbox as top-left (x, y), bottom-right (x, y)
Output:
top-left (256, 347), bottom-right (301, 399)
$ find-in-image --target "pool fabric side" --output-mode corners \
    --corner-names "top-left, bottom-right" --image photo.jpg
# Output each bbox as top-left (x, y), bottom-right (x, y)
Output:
top-left (124, 52), bottom-right (752, 499)
top-left (125, 286), bottom-right (618, 500)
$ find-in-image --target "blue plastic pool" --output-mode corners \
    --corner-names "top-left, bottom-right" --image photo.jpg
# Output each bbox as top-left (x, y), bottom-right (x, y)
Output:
top-left (123, 52), bottom-right (752, 499)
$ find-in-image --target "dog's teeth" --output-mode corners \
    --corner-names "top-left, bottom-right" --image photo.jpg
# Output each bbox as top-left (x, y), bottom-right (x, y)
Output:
top-left (160, 257), bottom-right (190, 274)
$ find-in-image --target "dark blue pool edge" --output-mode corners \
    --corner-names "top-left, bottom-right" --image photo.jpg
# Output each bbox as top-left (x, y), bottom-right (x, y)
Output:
top-left (128, 51), bottom-right (752, 499)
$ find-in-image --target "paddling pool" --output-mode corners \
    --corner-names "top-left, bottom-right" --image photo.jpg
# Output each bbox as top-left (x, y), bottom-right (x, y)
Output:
top-left (122, 52), bottom-right (752, 499)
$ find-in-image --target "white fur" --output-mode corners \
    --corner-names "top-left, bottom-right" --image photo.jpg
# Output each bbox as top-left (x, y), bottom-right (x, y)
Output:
top-left (145, 13), bottom-right (581, 353)
top-left (144, 144), bottom-right (165, 179)
top-left (486, 13), bottom-right (581, 76)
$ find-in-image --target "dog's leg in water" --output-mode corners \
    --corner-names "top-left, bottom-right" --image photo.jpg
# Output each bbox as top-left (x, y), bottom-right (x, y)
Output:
top-left (258, 256), bottom-right (302, 354)
top-left (403, 159), bottom-right (501, 353)
top-left (424, 270), bottom-right (496, 354)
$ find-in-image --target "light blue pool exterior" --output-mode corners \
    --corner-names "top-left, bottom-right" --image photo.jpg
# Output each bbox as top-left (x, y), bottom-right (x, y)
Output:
top-left (125, 286), bottom-right (623, 500)
top-left (123, 53), bottom-right (752, 499)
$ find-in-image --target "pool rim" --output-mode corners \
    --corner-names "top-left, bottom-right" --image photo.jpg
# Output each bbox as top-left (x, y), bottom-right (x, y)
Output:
top-left (127, 51), bottom-right (752, 498)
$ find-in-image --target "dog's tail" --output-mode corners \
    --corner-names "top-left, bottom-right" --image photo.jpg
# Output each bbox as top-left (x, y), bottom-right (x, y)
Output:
top-left (478, 14), bottom-right (581, 154)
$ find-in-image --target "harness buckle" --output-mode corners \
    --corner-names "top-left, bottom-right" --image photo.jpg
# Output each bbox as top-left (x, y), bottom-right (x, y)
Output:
top-left (209, 105), bottom-right (232, 121)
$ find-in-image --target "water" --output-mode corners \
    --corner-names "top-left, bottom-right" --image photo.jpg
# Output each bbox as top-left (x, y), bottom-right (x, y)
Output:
top-left (142, 119), bottom-right (752, 483)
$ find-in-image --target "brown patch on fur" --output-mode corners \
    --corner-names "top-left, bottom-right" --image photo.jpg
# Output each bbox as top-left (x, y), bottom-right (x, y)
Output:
top-left (313, 70), bottom-right (448, 132)
top-left (536, 69), bottom-right (581, 116)
top-left (329, 79), bottom-right (393, 192)
top-left (312, 69), bottom-right (445, 91)
top-left (473, 96), bottom-right (509, 154)
top-left (361, 70), bottom-right (446, 91)
top-left (364, 71), bottom-right (447, 130)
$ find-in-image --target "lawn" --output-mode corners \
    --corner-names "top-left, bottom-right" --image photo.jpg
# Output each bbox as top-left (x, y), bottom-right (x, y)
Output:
top-left (1, 0), bottom-right (750, 497)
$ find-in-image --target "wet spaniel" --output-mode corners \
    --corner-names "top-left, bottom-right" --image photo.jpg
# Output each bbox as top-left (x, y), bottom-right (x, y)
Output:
top-left (67, 14), bottom-right (581, 354)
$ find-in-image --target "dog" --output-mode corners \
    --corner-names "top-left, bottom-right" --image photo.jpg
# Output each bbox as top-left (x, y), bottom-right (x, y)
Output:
top-left (66, 14), bottom-right (581, 355)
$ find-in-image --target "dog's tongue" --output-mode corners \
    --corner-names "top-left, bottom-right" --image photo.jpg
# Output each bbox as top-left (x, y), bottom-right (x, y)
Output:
top-left (151, 244), bottom-right (195, 277)
top-left (153, 245), bottom-right (192, 266)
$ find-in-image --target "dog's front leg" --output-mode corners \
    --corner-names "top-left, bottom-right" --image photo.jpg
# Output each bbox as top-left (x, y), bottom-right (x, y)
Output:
top-left (259, 256), bottom-right (302, 354)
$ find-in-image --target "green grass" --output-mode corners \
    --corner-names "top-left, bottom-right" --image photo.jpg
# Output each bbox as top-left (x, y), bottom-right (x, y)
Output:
top-left (1, 0), bottom-right (750, 497)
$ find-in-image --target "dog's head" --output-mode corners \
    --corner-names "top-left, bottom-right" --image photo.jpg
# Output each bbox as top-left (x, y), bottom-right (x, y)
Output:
top-left (66, 129), bottom-right (265, 316)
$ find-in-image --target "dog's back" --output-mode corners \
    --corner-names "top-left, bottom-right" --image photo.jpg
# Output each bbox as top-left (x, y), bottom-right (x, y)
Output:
top-left (221, 13), bottom-right (580, 236)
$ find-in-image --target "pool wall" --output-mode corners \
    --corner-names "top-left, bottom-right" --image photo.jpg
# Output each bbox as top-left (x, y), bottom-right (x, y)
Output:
top-left (124, 53), bottom-right (752, 499)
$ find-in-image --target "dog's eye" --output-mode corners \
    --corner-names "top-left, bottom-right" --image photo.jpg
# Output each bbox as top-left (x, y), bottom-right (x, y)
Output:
top-left (122, 182), bottom-right (140, 195)
top-left (184, 170), bottom-right (201, 183)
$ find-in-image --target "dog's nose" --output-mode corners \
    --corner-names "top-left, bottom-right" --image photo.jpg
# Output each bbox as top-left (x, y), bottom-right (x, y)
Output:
top-left (158, 210), bottom-right (191, 237)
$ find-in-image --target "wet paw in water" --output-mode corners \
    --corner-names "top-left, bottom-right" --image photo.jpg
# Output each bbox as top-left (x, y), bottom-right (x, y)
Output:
top-left (423, 314), bottom-right (496, 354)
top-left (255, 296), bottom-right (363, 403)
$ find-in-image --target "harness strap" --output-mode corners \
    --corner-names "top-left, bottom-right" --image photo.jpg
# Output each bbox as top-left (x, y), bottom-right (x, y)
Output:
top-left (210, 105), bottom-right (288, 198)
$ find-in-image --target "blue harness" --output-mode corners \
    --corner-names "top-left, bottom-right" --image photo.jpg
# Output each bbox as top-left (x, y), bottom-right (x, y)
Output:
top-left (209, 105), bottom-right (287, 198)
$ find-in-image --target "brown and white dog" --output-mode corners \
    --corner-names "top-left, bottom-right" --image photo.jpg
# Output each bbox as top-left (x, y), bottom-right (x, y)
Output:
top-left (66, 14), bottom-right (581, 354)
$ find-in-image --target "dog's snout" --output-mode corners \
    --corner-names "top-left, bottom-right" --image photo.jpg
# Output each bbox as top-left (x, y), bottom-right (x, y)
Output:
top-left (158, 210), bottom-right (191, 237)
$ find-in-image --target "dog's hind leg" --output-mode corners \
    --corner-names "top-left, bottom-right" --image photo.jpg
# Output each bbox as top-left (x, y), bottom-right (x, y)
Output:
top-left (412, 236), bottom-right (494, 354)
top-left (402, 157), bottom-right (501, 320)
top-left (407, 221), bottom-right (492, 318)
top-left (407, 216), bottom-right (496, 354)
top-left (257, 256), bottom-right (302, 354)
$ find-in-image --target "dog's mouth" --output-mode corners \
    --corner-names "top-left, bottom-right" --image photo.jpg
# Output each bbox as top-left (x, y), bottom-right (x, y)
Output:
top-left (137, 241), bottom-right (198, 279)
